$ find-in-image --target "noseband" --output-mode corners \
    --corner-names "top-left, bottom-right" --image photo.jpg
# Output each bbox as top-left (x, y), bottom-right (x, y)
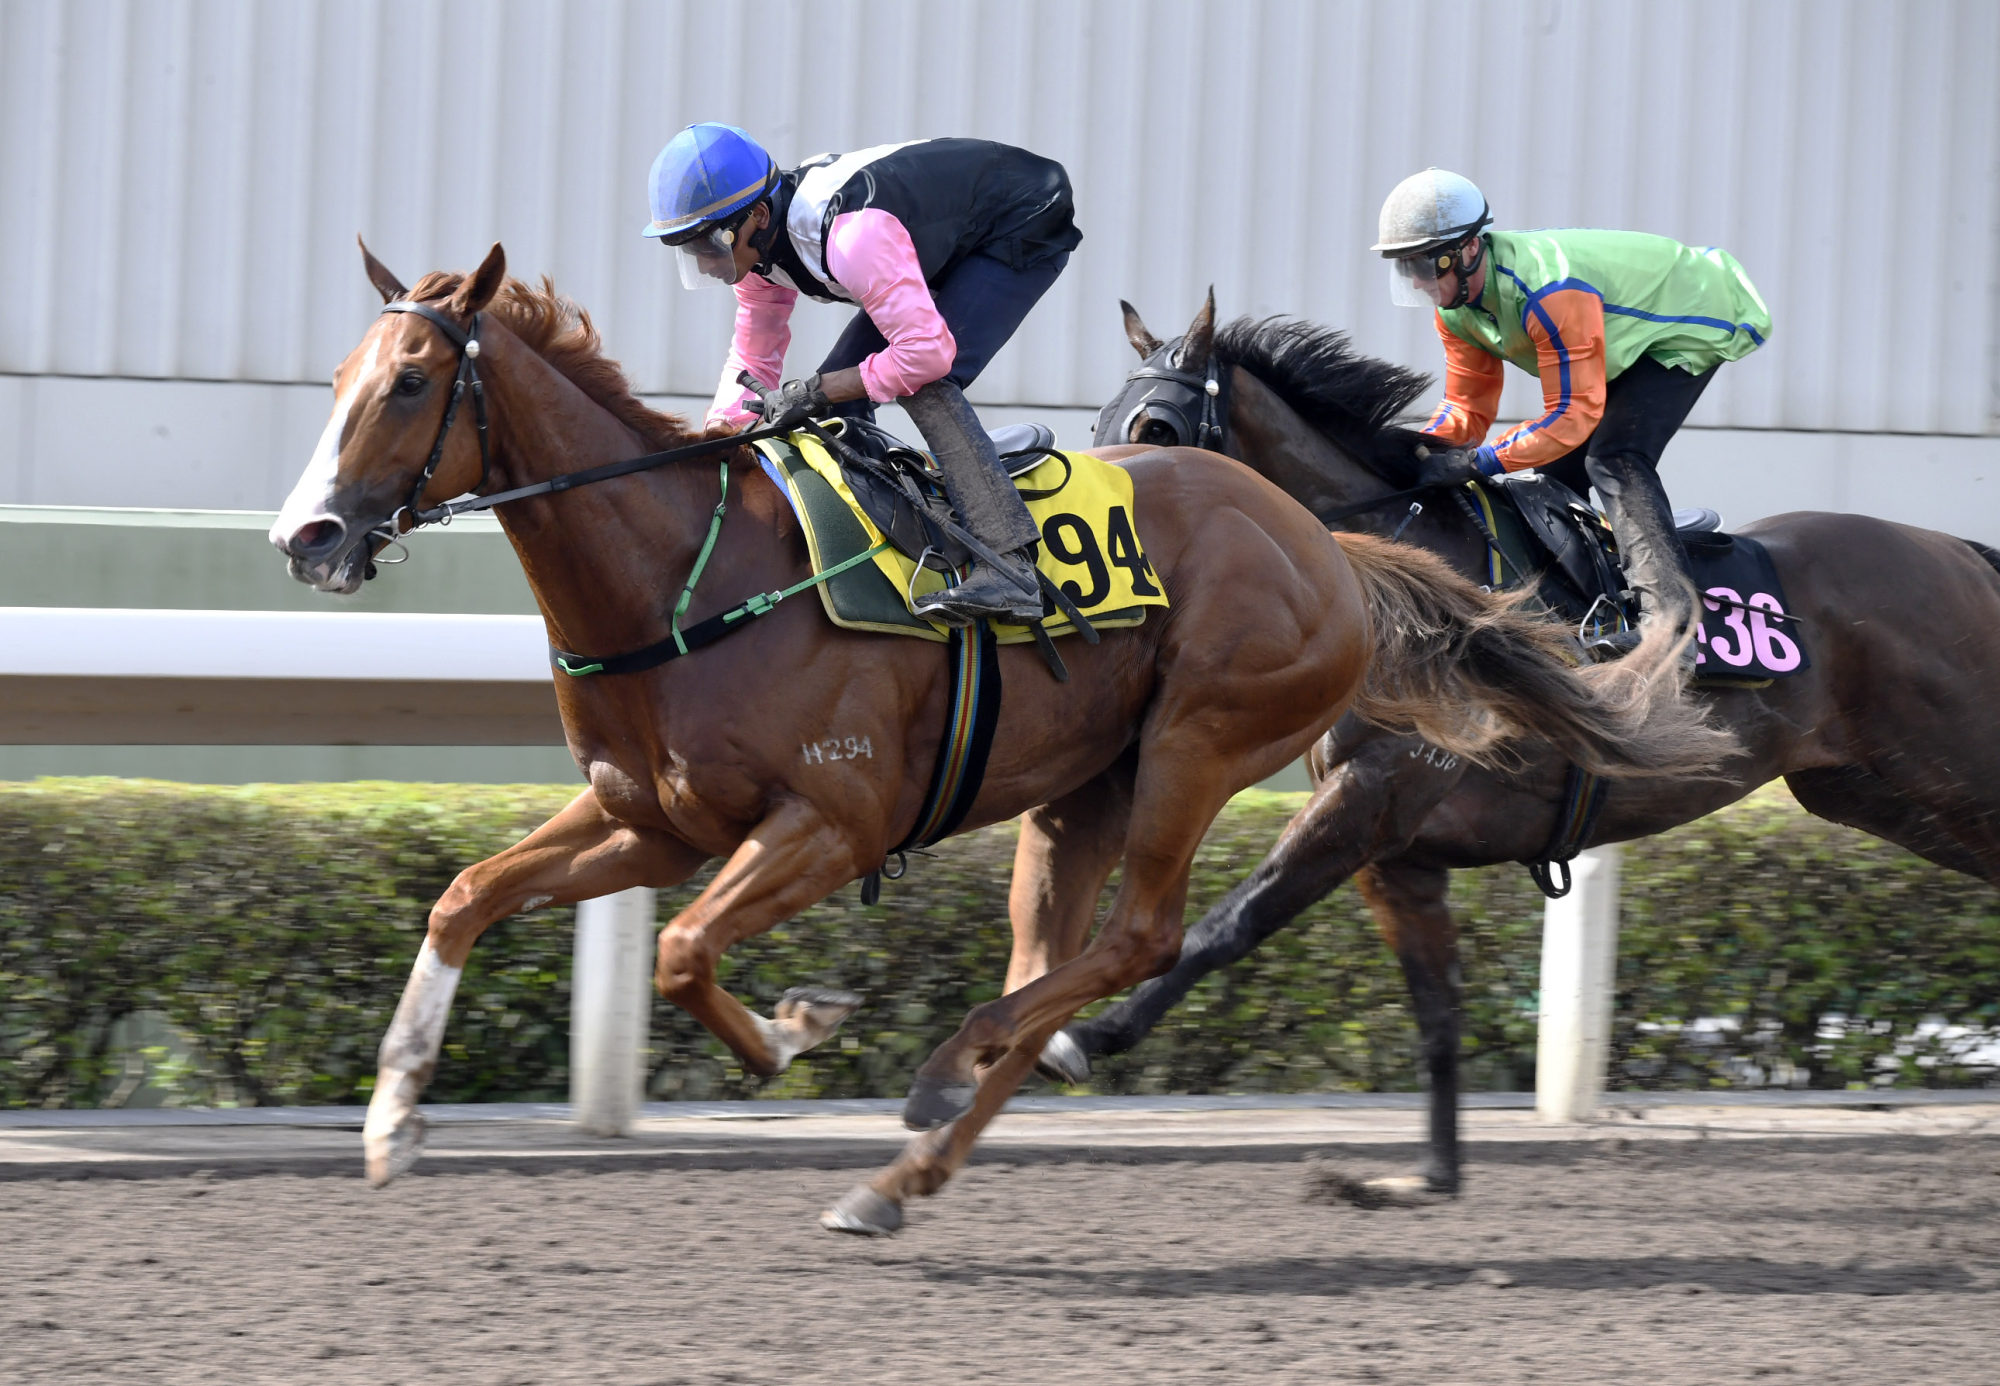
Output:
top-left (1094, 336), bottom-right (1229, 453)
top-left (376, 300), bottom-right (492, 536)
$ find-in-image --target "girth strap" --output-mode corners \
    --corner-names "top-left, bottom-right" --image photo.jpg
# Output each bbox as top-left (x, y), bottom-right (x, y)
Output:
top-left (860, 621), bottom-right (1003, 905)
top-left (1526, 764), bottom-right (1608, 899)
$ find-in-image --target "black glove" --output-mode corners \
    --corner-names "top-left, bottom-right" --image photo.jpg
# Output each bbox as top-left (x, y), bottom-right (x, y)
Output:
top-left (1414, 444), bottom-right (1481, 488)
top-left (758, 373), bottom-right (830, 431)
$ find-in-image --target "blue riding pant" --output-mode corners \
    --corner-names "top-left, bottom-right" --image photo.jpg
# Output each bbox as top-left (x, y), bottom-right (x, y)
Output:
top-left (817, 250), bottom-right (1069, 420)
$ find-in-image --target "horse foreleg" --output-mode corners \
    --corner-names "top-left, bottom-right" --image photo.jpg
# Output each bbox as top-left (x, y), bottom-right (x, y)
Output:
top-left (824, 758), bottom-right (1241, 1234)
top-left (1001, 764), bottom-right (1135, 1085)
top-left (1354, 858), bottom-right (1463, 1201)
top-left (366, 788), bottom-right (706, 1186)
top-left (652, 798), bottom-right (870, 1076)
top-left (1064, 733), bottom-right (1463, 1068)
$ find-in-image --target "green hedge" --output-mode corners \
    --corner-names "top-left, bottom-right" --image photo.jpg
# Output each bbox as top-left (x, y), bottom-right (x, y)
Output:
top-left (1, 779), bottom-right (1995, 1109)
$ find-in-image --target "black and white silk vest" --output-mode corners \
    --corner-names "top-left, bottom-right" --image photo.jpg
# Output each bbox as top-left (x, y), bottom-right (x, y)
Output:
top-left (755, 138), bottom-right (1081, 305)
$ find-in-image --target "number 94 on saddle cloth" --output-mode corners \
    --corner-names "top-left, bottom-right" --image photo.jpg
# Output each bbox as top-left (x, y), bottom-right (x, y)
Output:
top-left (751, 430), bottom-right (1171, 643)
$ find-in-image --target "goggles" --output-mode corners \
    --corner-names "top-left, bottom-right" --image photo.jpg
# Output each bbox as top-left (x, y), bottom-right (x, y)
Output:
top-left (660, 212), bottom-right (750, 290)
top-left (1388, 245), bottom-right (1463, 308)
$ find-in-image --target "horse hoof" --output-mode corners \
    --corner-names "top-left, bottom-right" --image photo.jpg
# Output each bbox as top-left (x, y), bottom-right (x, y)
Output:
top-left (1362, 1174), bottom-right (1452, 1207)
top-left (363, 1110), bottom-right (428, 1188)
top-left (1034, 1030), bottom-right (1092, 1086)
top-left (775, 986), bottom-right (863, 1053)
top-left (820, 1185), bottom-right (904, 1236)
top-left (902, 1074), bottom-right (976, 1131)
top-left (1304, 1165), bottom-right (1451, 1210)
top-left (777, 986), bottom-right (863, 1024)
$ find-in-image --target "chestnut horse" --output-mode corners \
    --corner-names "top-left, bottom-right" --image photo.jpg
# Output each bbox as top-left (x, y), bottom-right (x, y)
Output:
top-left (1069, 293), bottom-right (2000, 1203)
top-left (269, 244), bottom-right (1724, 1234)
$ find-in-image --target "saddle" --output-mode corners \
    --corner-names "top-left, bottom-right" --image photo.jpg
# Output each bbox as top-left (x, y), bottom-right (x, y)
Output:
top-left (1480, 474), bottom-right (1728, 624)
top-left (810, 417), bottom-right (1060, 578)
top-left (1469, 472), bottom-right (1804, 684)
top-left (749, 424), bottom-right (1170, 649)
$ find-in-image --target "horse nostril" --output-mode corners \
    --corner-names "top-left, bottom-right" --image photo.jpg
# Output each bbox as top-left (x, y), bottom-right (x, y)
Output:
top-left (290, 517), bottom-right (347, 559)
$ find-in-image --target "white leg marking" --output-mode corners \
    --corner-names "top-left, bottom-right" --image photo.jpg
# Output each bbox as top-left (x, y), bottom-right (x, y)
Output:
top-left (751, 1012), bottom-right (801, 1073)
top-left (362, 940), bottom-right (462, 1145)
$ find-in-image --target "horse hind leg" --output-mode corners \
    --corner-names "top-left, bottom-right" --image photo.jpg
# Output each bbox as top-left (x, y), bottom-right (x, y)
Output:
top-left (1786, 765), bottom-right (2000, 883)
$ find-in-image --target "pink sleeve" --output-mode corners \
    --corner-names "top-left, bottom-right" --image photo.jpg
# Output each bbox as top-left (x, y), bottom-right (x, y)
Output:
top-left (824, 208), bottom-right (956, 402)
top-left (706, 274), bottom-right (799, 429)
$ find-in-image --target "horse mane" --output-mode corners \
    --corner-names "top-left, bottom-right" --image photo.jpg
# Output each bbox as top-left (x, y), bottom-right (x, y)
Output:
top-left (405, 271), bottom-right (702, 451)
top-left (1212, 315), bottom-right (1435, 480)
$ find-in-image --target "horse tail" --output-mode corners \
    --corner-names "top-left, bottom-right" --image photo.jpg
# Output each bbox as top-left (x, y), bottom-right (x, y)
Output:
top-left (1334, 532), bottom-right (1736, 778)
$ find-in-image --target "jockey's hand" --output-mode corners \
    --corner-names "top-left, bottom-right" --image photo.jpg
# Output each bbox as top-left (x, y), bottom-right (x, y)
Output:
top-left (758, 374), bottom-right (831, 432)
top-left (1414, 444), bottom-right (1482, 488)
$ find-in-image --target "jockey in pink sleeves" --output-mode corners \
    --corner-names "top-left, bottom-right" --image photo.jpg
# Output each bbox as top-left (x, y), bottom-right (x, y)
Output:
top-left (643, 123), bottom-right (1081, 626)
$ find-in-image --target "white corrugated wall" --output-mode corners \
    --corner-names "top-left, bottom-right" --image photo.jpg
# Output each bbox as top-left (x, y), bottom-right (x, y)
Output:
top-left (2, 0), bottom-right (1996, 433)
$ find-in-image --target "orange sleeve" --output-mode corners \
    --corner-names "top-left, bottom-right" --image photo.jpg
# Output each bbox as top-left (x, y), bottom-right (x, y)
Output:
top-left (1418, 314), bottom-right (1504, 446)
top-left (1486, 287), bottom-right (1607, 471)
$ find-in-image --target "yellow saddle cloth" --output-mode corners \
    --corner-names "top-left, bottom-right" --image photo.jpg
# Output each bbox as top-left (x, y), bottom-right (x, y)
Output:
top-left (753, 431), bottom-right (1171, 643)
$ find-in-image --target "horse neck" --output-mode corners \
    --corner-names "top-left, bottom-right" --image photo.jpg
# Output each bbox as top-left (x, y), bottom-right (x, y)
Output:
top-left (1223, 364), bottom-right (1487, 578)
top-left (474, 327), bottom-right (791, 657)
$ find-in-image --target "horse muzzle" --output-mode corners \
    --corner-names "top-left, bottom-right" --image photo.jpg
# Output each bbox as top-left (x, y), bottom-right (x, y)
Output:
top-left (270, 512), bottom-right (372, 594)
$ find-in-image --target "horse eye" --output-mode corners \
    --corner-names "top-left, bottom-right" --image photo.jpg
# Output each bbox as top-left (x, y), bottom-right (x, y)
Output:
top-left (394, 369), bottom-right (428, 397)
top-left (1138, 419), bottom-right (1178, 447)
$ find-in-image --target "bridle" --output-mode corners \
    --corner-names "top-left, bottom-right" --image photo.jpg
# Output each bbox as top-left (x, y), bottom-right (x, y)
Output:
top-left (349, 296), bottom-right (847, 679)
top-left (1093, 335), bottom-right (1229, 454)
top-left (374, 300), bottom-right (492, 544)
top-left (358, 297), bottom-right (785, 566)
top-left (1097, 336), bottom-right (1432, 528)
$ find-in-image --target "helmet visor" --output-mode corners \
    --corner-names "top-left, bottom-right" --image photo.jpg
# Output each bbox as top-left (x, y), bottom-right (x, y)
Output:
top-left (1388, 250), bottom-right (1457, 308)
top-left (664, 221), bottom-right (741, 290)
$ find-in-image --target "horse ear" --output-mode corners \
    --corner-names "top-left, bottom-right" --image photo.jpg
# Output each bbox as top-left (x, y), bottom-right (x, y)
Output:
top-left (1177, 287), bottom-right (1217, 372)
top-left (452, 242), bottom-right (507, 315)
top-left (358, 236), bottom-right (407, 303)
top-left (1121, 300), bottom-right (1163, 358)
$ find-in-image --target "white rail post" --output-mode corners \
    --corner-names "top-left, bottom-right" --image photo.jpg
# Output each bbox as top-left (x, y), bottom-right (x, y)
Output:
top-left (570, 888), bottom-right (656, 1136)
top-left (1535, 844), bottom-right (1622, 1123)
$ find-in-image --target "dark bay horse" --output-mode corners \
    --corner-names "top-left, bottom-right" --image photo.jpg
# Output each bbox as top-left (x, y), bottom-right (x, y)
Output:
top-left (270, 244), bottom-right (1723, 1233)
top-left (1069, 294), bottom-right (2000, 1202)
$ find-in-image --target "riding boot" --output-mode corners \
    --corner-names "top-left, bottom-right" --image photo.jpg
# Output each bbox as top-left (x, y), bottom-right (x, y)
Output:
top-left (1583, 451), bottom-right (1699, 666)
top-left (900, 380), bottom-right (1046, 626)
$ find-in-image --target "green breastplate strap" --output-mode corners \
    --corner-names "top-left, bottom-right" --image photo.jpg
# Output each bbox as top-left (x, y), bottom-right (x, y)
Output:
top-left (551, 458), bottom-right (889, 678)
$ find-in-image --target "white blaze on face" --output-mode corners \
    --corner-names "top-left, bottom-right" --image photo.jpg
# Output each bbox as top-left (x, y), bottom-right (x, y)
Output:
top-left (270, 336), bottom-right (381, 547)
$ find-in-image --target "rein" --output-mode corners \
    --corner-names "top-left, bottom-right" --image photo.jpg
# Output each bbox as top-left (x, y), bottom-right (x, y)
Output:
top-left (378, 298), bottom-right (790, 532)
top-left (372, 298), bottom-right (853, 676)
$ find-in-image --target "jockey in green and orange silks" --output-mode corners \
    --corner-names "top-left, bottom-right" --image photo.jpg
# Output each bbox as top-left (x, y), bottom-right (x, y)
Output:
top-left (1374, 168), bottom-right (1771, 662)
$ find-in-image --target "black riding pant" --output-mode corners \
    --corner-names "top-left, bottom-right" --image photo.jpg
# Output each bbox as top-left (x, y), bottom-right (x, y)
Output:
top-left (1539, 355), bottom-right (1716, 499)
top-left (1541, 356), bottom-right (1717, 633)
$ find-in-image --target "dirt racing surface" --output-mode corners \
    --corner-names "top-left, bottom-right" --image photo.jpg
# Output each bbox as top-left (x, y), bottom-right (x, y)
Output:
top-left (4, 1135), bottom-right (1997, 1385)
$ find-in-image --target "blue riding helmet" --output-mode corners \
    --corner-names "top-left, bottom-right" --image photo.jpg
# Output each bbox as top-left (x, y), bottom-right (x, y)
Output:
top-left (643, 123), bottom-right (778, 288)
